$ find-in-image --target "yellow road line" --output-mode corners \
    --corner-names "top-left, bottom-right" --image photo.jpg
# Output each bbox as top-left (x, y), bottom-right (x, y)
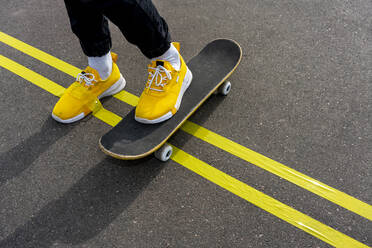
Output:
top-left (171, 146), bottom-right (369, 248)
top-left (0, 32), bottom-right (80, 77)
top-left (0, 56), bottom-right (368, 248)
top-left (0, 31), bottom-right (138, 106)
top-left (1, 31), bottom-right (371, 221)
top-left (0, 55), bottom-right (65, 97)
top-left (181, 122), bottom-right (372, 221)
top-left (114, 90), bottom-right (138, 107)
top-left (0, 55), bottom-right (122, 125)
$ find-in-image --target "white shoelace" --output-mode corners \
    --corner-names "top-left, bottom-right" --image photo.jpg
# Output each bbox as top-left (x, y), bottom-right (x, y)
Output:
top-left (76, 72), bottom-right (97, 87)
top-left (147, 65), bottom-right (172, 92)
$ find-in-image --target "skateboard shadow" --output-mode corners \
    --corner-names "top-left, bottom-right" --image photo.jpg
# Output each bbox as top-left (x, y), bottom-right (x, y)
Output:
top-left (0, 157), bottom-right (165, 247)
top-left (191, 93), bottom-right (227, 123)
top-left (0, 117), bottom-right (75, 187)
top-left (169, 93), bottom-right (227, 148)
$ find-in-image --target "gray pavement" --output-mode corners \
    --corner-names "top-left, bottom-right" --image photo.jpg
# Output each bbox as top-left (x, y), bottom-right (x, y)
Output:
top-left (0, 0), bottom-right (371, 247)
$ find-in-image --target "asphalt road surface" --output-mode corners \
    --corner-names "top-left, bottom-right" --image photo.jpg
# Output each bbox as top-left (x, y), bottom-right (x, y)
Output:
top-left (0, 0), bottom-right (371, 247)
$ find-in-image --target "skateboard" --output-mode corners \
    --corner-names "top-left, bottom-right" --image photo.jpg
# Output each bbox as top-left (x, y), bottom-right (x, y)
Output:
top-left (99, 39), bottom-right (242, 161)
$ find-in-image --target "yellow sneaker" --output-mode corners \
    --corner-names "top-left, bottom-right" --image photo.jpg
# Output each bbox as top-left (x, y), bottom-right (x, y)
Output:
top-left (135, 43), bottom-right (192, 124)
top-left (52, 52), bottom-right (125, 123)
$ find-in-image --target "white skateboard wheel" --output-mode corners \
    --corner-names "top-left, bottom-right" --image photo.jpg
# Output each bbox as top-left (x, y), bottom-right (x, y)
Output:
top-left (218, 81), bottom-right (231, 95)
top-left (154, 144), bottom-right (173, 162)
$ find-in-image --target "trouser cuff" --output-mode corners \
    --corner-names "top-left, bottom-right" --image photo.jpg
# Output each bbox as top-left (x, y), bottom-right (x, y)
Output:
top-left (80, 37), bottom-right (112, 57)
top-left (141, 41), bottom-right (171, 59)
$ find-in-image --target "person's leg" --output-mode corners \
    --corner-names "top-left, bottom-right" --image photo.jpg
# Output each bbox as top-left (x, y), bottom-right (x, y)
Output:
top-left (57, 0), bottom-right (191, 124)
top-left (102, 0), bottom-right (171, 59)
top-left (52, 0), bottom-right (126, 124)
top-left (64, 0), bottom-right (112, 57)
top-left (100, 0), bottom-right (192, 124)
top-left (64, 0), bottom-right (114, 80)
top-left (103, 0), bottom-right (180, 70)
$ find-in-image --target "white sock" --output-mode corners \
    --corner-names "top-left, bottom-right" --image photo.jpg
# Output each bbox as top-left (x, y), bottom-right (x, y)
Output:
top-left (153, 43), bottom-right (181, 70)
top-left (88, 52), bottom-right (112, 80)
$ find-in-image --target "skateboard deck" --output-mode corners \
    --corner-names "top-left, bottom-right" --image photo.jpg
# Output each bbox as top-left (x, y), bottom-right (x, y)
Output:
top-left (99, 39), bottom-right (242, 160)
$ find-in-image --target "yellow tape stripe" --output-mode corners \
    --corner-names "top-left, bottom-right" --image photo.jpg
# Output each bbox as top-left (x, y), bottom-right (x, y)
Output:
top-left (94, 107), bottom-right (122, 127)
top-left (0, 56), bottom-right (368, 248)
top-left (1, 31), bottom-right (371, 221)
top-left (0, 55), bottom-right (65, 97)
top-left (171, 146), bottom-right (368, 248)
top-left (181, 121), bottom-right (372, 221)
top-left (0, 55), bottom-right (122, 123)
top-left (0, 32), bottom-right (81, 77)
top-left (114, 90), bottom-right (139, 107)
top-left (0, 31), bottom-right (138, 105)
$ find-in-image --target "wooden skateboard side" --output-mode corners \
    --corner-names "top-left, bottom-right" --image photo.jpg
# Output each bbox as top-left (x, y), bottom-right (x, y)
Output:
top-left (99, 39), bottom-right (242, 160)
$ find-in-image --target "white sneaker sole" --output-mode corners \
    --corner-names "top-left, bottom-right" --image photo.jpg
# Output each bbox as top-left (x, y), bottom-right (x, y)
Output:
top-left (52, 74), bottom-right (126, 124)
top-left (135, 68), bottom-right (193, 124)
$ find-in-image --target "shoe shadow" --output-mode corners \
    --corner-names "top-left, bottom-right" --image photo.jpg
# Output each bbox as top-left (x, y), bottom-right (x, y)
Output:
top-left (0, 156), bottom-right (164, 247)
top-left (0, 117), bottom-right (76, 187)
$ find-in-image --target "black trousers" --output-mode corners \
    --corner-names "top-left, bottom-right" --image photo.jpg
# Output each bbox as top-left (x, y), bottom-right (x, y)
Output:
top-left (64, 0), bottom-right (171, 58)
